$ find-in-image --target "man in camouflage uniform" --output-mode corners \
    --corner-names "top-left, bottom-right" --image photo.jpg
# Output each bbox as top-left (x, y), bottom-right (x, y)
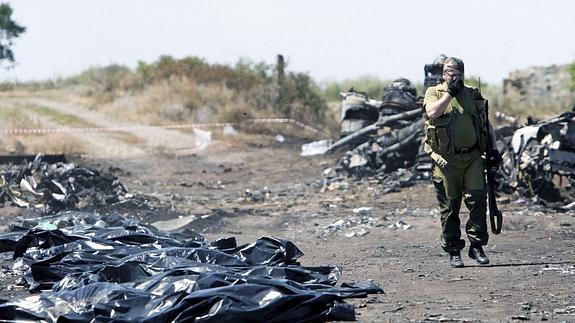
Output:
top-left (423, 57), bottom-right (497, 268)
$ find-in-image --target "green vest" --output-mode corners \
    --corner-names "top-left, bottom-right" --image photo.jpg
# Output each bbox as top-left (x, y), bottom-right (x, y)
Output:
top-left (423, 83), bottom-right (488, 156)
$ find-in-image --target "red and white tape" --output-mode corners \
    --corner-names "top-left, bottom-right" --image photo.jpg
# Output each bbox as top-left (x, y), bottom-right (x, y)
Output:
top-left (0, 118), bottom-right (326, 136)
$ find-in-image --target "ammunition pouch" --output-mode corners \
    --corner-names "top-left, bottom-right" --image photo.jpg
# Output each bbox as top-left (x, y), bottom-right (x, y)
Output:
top-left (425, 112), bottom-right (453, 155)
top-left (430, 150), bottom-right (448, 168)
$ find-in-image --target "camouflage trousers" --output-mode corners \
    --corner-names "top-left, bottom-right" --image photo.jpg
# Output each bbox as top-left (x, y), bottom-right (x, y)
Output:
top-left (431, 149), bottom-right (488, 253)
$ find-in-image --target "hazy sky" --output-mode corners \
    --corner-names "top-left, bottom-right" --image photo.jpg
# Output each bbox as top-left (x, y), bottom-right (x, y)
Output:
top-left (2, 0), bottom-right (575, 85)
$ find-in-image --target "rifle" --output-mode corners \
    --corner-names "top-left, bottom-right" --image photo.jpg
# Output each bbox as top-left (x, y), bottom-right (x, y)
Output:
top-left (484, 99), bottom-right (503, 234)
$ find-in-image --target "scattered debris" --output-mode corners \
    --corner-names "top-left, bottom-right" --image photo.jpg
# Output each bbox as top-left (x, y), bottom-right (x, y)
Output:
top-left (384, 306), bottom-right (405, 313)
top-left (500, 111), bottom-right (575, 206)
top-left (553, 306), bottom-right (575, 315)
top-left (321, 178), bottom-right (350, 192)
top-left (0, 154), bottom-right (130, 214)
top-left (318, 215), bottom-right (374, 238)
top-left (344, 228), bottom-right (370, 238)
top-left (0, 211), bottom-right (383, 321)
top-left (541, 264), bottom-right (575, 275)
top-left (423, 313), bottom-right (474, 322)
top-left (352, 206), bottom-right (372, 214)
top-left (388, 220), bottom-right (412, 230)
top-left (242, 187), bottom-right (271, 203)
top-left (315, 210), bottom-right (411, 238)
top-left (179, 180), bottom-right (226, 190)
top-left (561, 201), bottom-right (575, 211)
top-left (355, 295), bottom-right (381, 308)
top-left (510, 315), bottom-right (531, 321)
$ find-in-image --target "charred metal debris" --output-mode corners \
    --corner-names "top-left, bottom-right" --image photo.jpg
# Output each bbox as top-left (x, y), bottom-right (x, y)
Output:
top-left (499, 111), bottom-right (575, 207)
top-left (326, 78), bottom-right (575, 207)
top-left (0, 154), bottom-right (159, 215)
top-left (0, 212), bottom-right (382, 321)
top-left (324, 78), bottom-right (431, 193)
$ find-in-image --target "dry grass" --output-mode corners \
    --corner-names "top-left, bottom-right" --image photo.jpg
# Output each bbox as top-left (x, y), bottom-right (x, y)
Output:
top-left (108, 131), bottom-right (146, 146)
top-left (0, 105), bottom-right (41, 129)
top-left (0, 134), bottom-right (86, 155)
top-left (99, 76), bottom-right (334, 139)
top-left (98, 77), bottom-right (207, 124)
top-left (0, 102), bottom-right (149, 154)
top-left (21, 102), bottom-right (148, 147)
top-left (0, 104), bottom-right (86, 154)
top-left (19, 103), bottom-right (95, 128)
top-left (22, 134), bottom-right (86, 155)
top-left (3, 83), bottom-right (336, 142)
top-left (0, 56), bottom-right (337, 142)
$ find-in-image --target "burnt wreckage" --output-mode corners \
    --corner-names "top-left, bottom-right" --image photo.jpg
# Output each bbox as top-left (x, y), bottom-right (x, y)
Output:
top-left (499, 111), bottom-right (575, 205)
top-left (329, 57), bottom-right (575, 206)
top-left (0, 154), bottom-right (154, 215)
top-left (325, 76), bottom-right (430, 193)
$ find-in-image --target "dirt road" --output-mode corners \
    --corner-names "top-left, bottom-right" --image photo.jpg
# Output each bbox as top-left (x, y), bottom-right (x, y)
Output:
top-left (1, 97), bottom-right (203, 157)
top-left (0, 97), bottom-right (574, 321)
top-left (115, 143), bottom-right (575, 322)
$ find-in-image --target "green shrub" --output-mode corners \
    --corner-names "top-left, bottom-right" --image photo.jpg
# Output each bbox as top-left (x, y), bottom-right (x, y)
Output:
top-left (2, 55), bottom-right (332, 137)
top-left (568, 60), bottom-right (575, 91)
top-left (66, 64), bottom-right (131, 90)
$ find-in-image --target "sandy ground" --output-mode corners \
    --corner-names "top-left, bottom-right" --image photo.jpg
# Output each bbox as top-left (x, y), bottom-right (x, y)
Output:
top-left (0, 97), bottom-right (574, 322)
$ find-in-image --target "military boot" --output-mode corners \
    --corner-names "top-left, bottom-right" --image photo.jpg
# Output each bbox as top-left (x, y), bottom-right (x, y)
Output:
top-left (469, 244), bottom-right (489, 265)
top-left (449, 252), bottom-right (464, 268)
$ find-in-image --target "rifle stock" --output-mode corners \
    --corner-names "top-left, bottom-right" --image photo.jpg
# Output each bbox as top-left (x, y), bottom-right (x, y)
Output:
top-left (486, 162), bottom-right (502, 234)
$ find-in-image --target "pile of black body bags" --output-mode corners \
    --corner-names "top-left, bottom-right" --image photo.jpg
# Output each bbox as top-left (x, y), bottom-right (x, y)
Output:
top-left (0, 211), bottom-right (382, 322)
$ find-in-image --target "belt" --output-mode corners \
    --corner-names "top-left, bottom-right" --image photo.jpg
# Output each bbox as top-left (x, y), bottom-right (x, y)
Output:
top-left (453, 143), bottom-right (478, 154)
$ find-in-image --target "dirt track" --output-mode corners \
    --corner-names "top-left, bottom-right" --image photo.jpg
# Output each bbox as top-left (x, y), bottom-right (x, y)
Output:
top-left (113, 143), bottom-right (575, 322)
top-left (1, 97), bottom-right (575, 322)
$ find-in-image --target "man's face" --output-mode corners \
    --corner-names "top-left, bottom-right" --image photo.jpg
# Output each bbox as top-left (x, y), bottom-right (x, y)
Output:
top-left (443, 68), bottom-right (464, 84)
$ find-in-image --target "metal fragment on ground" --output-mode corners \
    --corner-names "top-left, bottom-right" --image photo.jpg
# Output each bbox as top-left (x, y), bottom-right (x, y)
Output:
top-left (0, 154), bottom-right (129, 214)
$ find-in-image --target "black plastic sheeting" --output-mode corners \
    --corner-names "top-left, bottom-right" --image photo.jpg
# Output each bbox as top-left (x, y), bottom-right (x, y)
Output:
top-left (0, 212), bottom-right (383, 322)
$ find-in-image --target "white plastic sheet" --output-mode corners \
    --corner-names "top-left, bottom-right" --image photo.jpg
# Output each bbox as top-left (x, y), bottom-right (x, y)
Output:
top-left (222, 125), bottom-right (238, 136)
top-left (193, 128), bottom-right (212, 150)
top-left (300, 140), bottom-right (330, 156)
